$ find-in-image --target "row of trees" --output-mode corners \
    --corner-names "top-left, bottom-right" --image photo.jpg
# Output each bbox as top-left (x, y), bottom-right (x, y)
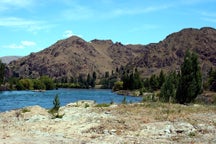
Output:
top-left (0, 49), bottom-right (215, 104)
top-left (9, 76), bottom-right (55, 90)
top-left (56, 72), bottom-right (97, 89)
top-left (112, 50), bottom-right (203, 104)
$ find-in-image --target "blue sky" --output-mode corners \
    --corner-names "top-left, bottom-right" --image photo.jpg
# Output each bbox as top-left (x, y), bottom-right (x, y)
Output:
top-left (0, 0), bottom-right (216, 57)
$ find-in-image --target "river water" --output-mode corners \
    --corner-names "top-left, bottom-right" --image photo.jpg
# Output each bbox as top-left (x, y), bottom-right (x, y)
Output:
top-left (0, 89), bottom-right (142, 112)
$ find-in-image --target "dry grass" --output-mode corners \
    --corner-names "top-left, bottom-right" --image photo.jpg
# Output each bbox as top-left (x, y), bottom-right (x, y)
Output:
top-left (94, 102), bottom-right (216, 133)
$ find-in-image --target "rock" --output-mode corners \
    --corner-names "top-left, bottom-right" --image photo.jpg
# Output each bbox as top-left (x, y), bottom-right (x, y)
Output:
top-left (26, 115), bottom-right (48, 122)
top-left (65, 100), bottom-right (96, 108)
top-left (174, 122), bottom-right (196, 134)
top-left (104, 111), bottom-right (111, 114)
top-left (140, 121), bottom-right (175, 138)
top-left (140, 121), bottom-right (196, 138)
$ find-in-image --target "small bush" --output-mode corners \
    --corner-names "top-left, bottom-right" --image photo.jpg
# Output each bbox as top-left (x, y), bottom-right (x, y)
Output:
top-left (122, 96), bottom-right (127, 104)
top-left (110, 99), bottom-right (114, 105)
top-left (95, 103), bottom-right (111, 107)
top-left (112, 81), bottom-right (123, 91)
top-left (21, 108), bottom-right (30, 113)
top-left (85, 103), bottom-right (90, 108)
top-left (188, 132), bottom-right (196, 137)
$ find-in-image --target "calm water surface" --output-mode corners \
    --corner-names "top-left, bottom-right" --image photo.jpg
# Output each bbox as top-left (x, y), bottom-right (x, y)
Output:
top-left (0, 89), bottom-right (142, 112)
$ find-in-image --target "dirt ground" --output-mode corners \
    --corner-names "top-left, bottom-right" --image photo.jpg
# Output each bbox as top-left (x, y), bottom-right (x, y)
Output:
top-left (0, 101), bottom-right (216, 144)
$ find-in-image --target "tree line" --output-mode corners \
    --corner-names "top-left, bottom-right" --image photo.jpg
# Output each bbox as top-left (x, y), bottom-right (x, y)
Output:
top-left (8, 76), bottom-right (55, 90)
top-left (0, 49), bottom-right (216, 104)
top-left (55, 72), bottom-right (97, 89)
top-left (112, 50), bottom-right (215, 104)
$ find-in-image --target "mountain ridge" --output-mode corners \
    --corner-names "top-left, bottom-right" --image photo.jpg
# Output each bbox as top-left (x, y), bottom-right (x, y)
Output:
top-left (7, 27), bottom-right (216, 80)
top-left (0, 56), bottom-right (22, 64)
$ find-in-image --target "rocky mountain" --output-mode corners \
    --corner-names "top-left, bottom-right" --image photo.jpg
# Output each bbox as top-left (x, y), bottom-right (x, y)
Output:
top-left (7, 27), bottom-right (216, 80)
top-left (127, 27), bottom-right (216, 77)
top-left (0, 56), bottom-right (21, 64)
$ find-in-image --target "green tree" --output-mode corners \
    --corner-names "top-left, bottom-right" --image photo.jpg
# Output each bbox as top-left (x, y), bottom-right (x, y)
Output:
top-left (49, 94), bottom-right (64, 118)
top-left (176, 50), bottom-right (202, 104)
top-left (105, 71), bottom-right (110, 78)
top-left (86, 73), bottom-right (92, 88)
top-left (18, 78), bottom-right (34, 90)
top-left (120, 68), bottom-right (143, 90)
top-left (33, 79), bottom-right (46, 90)
top-left (40, 76), bottom-right (55, 90)
top-left (208, 68), bottom-right (216, 92)
top-left (91, 71), bottom-right (97, 88)
top-left (158, 70), bottom-right (166, 88)
top-left (121, 73), bottom-right (130, 90)
top-left (16, 80), bottom-right (25, 90)
top-left (52, 94), bottom-right (60, 112)
top-left (160, 74), bottom-right (175, 102)
top-left (149, 74), bottom-right (159, 91)
top-left (133, 68), bottom-right (143, 89)
top-left (0, 60), bottom-right (5, 85)
top-left (112, 81), bottom-right (123, 91)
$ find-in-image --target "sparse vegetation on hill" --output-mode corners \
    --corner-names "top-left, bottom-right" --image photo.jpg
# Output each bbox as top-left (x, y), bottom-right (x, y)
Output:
top-left (6, 27), bottom-right (216, 81)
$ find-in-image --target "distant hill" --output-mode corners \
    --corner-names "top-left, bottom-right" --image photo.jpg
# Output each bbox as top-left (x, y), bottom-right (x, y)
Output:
top-left (7, 27), bottom-right (216, 80)
top-left (127, 27), bottom-right (216, 77)
top-left (0, 56), bottom-right (22, 64)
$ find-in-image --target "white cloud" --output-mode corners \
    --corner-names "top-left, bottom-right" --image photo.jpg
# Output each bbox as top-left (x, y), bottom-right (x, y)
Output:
top-left (200, 11), bottom-right (216, 17)
top-left (21, 41), bottom-right (36, 47)
top-left (61, 6), bottom-right (94, 21)
top-left (0, 17), bottom-right (37, 27)
top-left (4, 41), bottom-right (36, 49)
top-left (0, 17), bottom-right (54, 32)
top-left (111, 5), bottom-right (171, 17)
top-left (63, 30), bottom-right (74, 38)
top-left (0, 0), bottom-right (35, 10)
top-left (63, 30), bottom-right (82, 38)
top-left (129, 24), bottom-right (159, 33)
top-left (198, 11), bottom-right (216, 23)
top-left (202, 17), bottom-right (216, 23)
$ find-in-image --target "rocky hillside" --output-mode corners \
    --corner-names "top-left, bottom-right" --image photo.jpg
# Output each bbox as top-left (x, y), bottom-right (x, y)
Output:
top-left (7, 36), bottom-right (143, 79)
top-left (0, 56), bottom-right (21, 64)
top-left (7, 27), bottom-right (216, 79)
top-left (128, 27), bottom-right (216, 77)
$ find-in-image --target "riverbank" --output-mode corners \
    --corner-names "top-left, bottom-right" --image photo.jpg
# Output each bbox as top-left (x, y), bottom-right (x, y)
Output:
top-left (0, 101), bottom-right (216, 144)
